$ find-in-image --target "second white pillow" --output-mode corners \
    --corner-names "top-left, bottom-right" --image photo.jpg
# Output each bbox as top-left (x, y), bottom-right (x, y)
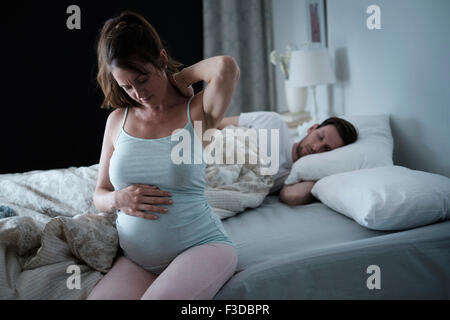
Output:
top-left (311, 166), bottom-right (450, 231)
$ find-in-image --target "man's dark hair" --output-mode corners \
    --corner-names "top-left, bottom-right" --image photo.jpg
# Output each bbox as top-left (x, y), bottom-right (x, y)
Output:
top-left (318, 117), bottom-right (358, 145)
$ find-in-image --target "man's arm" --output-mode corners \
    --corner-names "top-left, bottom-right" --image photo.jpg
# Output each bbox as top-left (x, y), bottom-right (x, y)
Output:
top-left (279, 181), bottom-right (316, 206)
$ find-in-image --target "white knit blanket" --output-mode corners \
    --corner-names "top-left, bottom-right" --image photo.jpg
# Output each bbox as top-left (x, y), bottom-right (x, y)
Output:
top-left (0, 126), bottom-right (273, 299)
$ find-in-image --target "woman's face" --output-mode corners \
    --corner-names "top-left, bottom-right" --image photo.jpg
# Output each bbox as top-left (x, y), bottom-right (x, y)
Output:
top-left (111, 61), bottom-right (168, 107)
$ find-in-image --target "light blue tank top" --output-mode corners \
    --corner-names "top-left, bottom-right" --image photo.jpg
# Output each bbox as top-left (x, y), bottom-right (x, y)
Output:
top-left (109, 96), bottom-right (235, 274)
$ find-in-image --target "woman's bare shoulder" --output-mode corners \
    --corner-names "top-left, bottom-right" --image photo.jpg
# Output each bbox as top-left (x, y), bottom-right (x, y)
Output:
top-left (107, 107), bottom-right (126, 123)
top-left (104, 107), bottom-right (127, 144)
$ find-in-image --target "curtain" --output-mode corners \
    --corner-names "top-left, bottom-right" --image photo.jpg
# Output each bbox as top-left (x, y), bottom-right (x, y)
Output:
top-left (203, 0), bottom-right (276, 116)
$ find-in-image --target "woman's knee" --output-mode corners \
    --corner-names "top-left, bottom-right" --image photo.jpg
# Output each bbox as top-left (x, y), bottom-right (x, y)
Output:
top-left (190, 244), bottom-right (238, 299)
top-left (140, 243), bottom-right (237, 300)
top-left (210, 243), bottom-right (238, 271)
top-left (220, 245), bottom-right (238, 280)
top-left (87, 255), bottom-right (158, 300)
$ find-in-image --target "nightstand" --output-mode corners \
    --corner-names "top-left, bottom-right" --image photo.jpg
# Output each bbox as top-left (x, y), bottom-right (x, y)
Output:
top-left (279, 111), bottom-right (312, 140)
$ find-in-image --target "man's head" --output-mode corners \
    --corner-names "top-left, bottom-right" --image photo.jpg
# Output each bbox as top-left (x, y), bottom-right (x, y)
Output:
top-left (295, 117), bottom-right (358, 160)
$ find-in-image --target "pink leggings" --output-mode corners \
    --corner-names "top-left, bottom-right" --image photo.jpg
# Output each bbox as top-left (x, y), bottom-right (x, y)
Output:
top-left (141, 242), bottom-right (238, 299)
top-left (88, 242), bottom-right (238, 300)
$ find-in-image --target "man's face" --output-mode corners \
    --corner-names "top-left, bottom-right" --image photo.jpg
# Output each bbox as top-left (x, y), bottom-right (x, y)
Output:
top-left (297, 124), bottom-right (345, 158)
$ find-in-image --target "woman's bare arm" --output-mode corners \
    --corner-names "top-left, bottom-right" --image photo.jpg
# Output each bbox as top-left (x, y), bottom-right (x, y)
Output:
top-left (93, 110), bottom-right (121, 214)
top-left (173, 56), bottom-right (240, 130)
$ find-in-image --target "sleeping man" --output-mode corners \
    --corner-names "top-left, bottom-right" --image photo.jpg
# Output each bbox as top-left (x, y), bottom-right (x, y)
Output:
top-left (218, 112), bottom-right (358, 206)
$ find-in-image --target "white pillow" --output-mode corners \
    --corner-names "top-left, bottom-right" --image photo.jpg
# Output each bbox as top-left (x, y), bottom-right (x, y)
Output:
top-left (285, 114), bottom-right (393, 184)
top-left (311, 166), bottom-right (450, 231)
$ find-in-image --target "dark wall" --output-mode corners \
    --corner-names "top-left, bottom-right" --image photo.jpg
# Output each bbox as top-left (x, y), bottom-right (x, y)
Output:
top-left (1, 1), bottom-right (203, 174)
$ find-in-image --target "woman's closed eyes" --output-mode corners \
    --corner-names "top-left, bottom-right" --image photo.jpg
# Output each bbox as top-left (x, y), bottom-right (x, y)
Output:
top-left (121, 73), bottom-right (150, 90)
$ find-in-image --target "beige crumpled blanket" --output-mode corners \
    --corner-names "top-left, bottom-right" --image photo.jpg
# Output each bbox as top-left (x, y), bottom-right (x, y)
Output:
top-left (0, 125), bottom-right (273, 299)
top-left (0, 166), bottom-right (117, 299)
top-left (205, 125), bottom-right (274, 219)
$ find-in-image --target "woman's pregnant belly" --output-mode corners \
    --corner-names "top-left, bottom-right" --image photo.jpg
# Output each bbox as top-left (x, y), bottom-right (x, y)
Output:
top-left (115, 194), bottom-right (230, 271)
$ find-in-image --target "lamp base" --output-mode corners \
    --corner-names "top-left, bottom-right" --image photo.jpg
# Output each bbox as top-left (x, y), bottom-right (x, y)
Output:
top-left (311, 85), bottom-right (319, 122)
top-left (279, 111), bottom-right (311, 123)
top-left (285, 84), bottom-right (308, 114)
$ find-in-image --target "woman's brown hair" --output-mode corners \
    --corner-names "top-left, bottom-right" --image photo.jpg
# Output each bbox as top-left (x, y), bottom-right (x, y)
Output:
top-left (96, 11), bottom-right (183, 109)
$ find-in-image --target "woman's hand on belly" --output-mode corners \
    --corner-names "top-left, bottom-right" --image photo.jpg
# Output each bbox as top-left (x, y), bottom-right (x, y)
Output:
top-left (114, 184), bottom-right (173, 220)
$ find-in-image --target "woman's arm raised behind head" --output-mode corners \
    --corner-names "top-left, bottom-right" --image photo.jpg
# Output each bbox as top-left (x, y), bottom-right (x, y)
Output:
top-left (172, 56), bottom-right (240, 130)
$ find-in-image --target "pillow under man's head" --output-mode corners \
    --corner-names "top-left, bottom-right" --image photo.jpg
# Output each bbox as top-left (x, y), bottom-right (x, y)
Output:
top-left (295, 117), bottom-right (358, 160)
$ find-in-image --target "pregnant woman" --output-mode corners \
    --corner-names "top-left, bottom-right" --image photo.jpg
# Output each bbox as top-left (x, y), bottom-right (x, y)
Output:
top-left (88, 11), bottom-right (240, 300)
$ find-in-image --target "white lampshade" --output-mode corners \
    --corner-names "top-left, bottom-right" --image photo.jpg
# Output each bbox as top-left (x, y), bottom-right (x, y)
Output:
top-left (286, 48), bottom-right (336, 88)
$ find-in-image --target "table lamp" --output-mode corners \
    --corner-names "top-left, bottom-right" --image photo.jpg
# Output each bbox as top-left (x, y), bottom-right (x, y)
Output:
top-left (286, 48), bottom-right (336, 121)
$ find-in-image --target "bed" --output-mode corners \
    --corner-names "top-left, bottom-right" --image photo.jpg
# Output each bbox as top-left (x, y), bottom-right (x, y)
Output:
top-left (1, 116), bottom-right (449, 300)
top-left (217, 195), bottom-right (450, 299)
top-left (1, 164), bottom-right (449, 300)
